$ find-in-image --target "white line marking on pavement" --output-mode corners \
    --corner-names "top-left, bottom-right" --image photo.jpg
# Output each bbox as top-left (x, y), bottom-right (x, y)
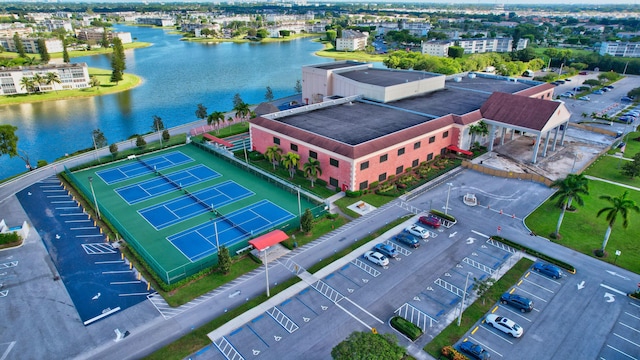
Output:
top-left (468, 336), bottom-right (502, 357)
top-left (471, 230), bottom-right (490, 238)
top-left (521, 278), bottom-right (556, 293)
top-left (614, 333), bottom-right (640, 348)
top-left (600, 283), bottom-right (627, 296)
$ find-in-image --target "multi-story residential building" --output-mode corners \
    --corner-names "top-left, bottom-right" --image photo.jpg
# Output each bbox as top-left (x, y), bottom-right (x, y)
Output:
top-left (75, 28), bottom-right (132, 45)
top-left (599, 41), bottom-right (640, 57)
top-left (336, 30), bottom-right (368, 51)
top-left (0, 25), bottom-right (33, 38)
top-left (42, 19), bottom-right (73, 33)
top-left (137, 17), bottom-right (175, 27)
top-left (250, 61), bottom-right (568, 191)
top-left (422, 40), bottom-right (453, 57)
top-left (422, 37), bottom-right (527, 56)
top-left (0, 37), bottom-right (63, 54)
top-left (0, 63), bottom-right (90, 95)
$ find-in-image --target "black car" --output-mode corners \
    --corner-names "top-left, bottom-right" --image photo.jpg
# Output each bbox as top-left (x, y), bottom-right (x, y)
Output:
top-left (459, 341), bottom-right (491, 360)
top-left (394, 233), bottom-right (420, 248)
top-left (500, 292), bottom-right (534, 313)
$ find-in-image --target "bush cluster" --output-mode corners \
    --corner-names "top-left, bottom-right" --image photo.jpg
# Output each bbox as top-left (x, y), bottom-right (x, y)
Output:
top-left (440, 346), bottom-right (469, 360)
top-left (430, 209), bottom-right (456, 222)
top-left (0, 232), bottom-right (21, 246)
top-left (390, 316), bottom-right (422, 341)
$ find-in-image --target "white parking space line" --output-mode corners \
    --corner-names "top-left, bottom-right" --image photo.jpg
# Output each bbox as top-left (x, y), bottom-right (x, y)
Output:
top-left (624, 312), bottom-right (640, 321)
top-left (512, 287), bottom-right (548, 302)
top-left (471, 230), bottom-right (490, 238)
top-left (614, 333), bottom-right (640, 348)
top-left (630, 302), bottom-right (640, 310)
top-left (521, 277), bottom-right (556, 293)
top-left (497, 305), bottom-right (532, 322)
top-left (526, 271), bottom-right (562, 285)
top-left (606, 344), bottom-right (638, 360)
top-left (600, 284), bottom-right (627, 296)
top-left (0, 341), bottom-right (16, 360)
top-left (480, 324), bottom-right (514, 344)
top-left (468, 336), bottom-right (503, 357)
top-left (619, 322), bottom-right (640, 335)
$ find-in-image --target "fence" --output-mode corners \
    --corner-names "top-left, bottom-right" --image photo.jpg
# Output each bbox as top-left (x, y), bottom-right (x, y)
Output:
top-left (461, 160), bottom-right (553, 186)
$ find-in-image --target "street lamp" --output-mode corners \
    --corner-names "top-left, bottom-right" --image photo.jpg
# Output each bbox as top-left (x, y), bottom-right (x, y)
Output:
top-left (614, 250), bottom-right (621, 264)
top-left (445, 183), bottom-right (453, 215)
top-left (297, 186), bottom-right (302, 231)
top-left (88, 176), bottom-right (100, 219)
top-left (263, 246), bottom-right (270, 297)
top-left (457, 272), bottom-right (472, 326)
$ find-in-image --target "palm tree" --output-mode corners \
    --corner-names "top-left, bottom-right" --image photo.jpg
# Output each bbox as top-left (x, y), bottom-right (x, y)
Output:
top-left (226, 116), bottom-right (234, 133)
top-left (281, 152), bottom-right (300, 179)
top-left (264, 145), bottom-right (282, 170)
top-left (32, 73), bottom-right (44, 93)
top-left (303, 158), bottom-right (322, 187)
top-left (468, 120), bottom-right (488, 147)
top-left (207, 111), bottom-right (225, 134)
top-left (45, 72), bottom-right (61, 93)
top-left (549, 174), bottom-right (589, 238)
top-left (596, 190), bottom-right (640, 255)
top-left (20, 77), bottom-right (35, 94)
top-left (233, 102), bottom-right (251, 124)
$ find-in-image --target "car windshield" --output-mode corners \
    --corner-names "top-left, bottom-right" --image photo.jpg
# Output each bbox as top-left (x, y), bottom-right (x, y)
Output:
top-left (513, 324), bottom-right (521, 331)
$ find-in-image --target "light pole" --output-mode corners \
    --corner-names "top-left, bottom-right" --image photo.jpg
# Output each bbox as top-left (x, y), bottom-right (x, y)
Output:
top-left (457, 272), bottom-right (472, 326)
top-left (91, 132), bottom-right (100, 164)
top-left (88, 176), bottom-right (100, 219)
top-left (297, 186), bottom-right (302, 231)
top-left (263, 247), bottom-right (270, 297)
top-left (614, 250), bottom-right (621, 264)
top-left (445, 183), bottom-right (453, 215)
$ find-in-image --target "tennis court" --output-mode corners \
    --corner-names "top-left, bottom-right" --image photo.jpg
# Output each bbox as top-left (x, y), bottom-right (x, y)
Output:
top-left (138, 180), bottom-right (254, 230)
top-left (167, 199), bottom-right (295, 262)
top-left (115, 164), bottom-right (220, 204)
top-left (96, 151), bottom-right (193, 185)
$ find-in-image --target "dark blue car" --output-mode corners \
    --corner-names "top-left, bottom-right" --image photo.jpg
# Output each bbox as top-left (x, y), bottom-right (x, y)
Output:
top-left (373, 243), bottom-right (398, 258)
top-left (532, 262), bottom-right (563, 279)
top-left (459, 341), bottom-right (491, 360)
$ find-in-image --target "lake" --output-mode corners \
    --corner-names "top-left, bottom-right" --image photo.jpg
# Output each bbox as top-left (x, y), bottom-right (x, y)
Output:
top-left (0, 25), bottom-right (338, 180)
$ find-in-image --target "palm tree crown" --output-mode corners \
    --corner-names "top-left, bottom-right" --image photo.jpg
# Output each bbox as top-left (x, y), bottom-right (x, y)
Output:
top-left (549, 174), bottom-right (589, 238)
top-left (597, 190), bottom-right (640, 253)
top-left (303, 158), bottom-right (322, 187)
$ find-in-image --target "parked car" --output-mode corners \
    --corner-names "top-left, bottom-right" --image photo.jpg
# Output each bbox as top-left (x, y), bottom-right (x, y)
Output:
top-left (459, 341), bottom-right (491, 360)
top-left (419, 215), bottom-right (441, 229)
top-left (602, 87), bottom-right (610, 92)
top-left (605, 85), bottom-right (615, 89)
top-left (373, 243), bottom-right (398, 258)
top-left (617, 142), bottom-right (626, 149)
top-left (405, 225), bottom-right (430, 239)
top-left (620, 116), bottom-right (636, 124)
top-left (628, 111), bottom-right (640, 117)
top-left (579, 71), bottom-right (588, 75)
top-left (559, 92), bottom-right (574, 98)
top-left (485, 314), bottom-right (524, 338)
top-left (556, 80), bottom-right (566, 84)
top-left (593, 90), bottom-right (604, 95)
top-left (394, 233), bottom-right (420, 248)
top-left (578, 96), bottom-right (591, 101)
top-left (500, 292), bottom-right (534, 312)
top-left (621, 96), bottom-right (633, 102)
top-left (532, 262), bottom-right (563, 279)
top-left (363, 251), bottom-right (389, 266)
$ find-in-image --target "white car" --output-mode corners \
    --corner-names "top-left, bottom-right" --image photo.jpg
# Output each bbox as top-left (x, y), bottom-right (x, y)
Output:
top-left (405, 225), bottom-right (430, 239)
top-left (363, 251), bottom-right (389, 266)
top-left (485, 314), bottom-right (523, 338)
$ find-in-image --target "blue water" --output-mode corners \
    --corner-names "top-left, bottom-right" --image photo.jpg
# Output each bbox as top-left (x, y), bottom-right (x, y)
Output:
top-left (0, 25), bottom-right (338, 180)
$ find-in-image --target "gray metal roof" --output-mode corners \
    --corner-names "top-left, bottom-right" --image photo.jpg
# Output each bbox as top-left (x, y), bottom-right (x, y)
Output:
top-left (337, 68), bottom-right (441, 87)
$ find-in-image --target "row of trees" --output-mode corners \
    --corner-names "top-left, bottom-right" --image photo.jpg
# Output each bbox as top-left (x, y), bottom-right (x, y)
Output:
top-left (19, 72), bottom-right (61, 94)
top-left (264, 145), bottom-right (322, 187)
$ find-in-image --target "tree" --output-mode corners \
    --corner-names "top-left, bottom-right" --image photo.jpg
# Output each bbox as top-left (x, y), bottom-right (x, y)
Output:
top-left (226, 116), bottom-right (234, 132)
top-left (31, 73), bottom-right (44, 92)
top-left (135, 135), bottom-right (146, 148)
top-left (331, 331), bottom-right (404, 360)
top-left (233, 101), bottom-right (250, 124)
top-left (62, 39), bottom-right (70, 63)
top-left (303, 158), bottom-right (322, 187)
top-left (597, 191), bottom-right (640, 255)
top-left (109, 143), bottom-right (118, 158)
top-left (151, 115), bottom-right (164, 132)
top-left (217, 245), bottom-right (231, 274)
top-left (91, 129), bottom-right (107, 148)
top-left (100, 28), bottom-right (110, 48)
top-left (447, 46), bottom-right (464, 58)
top-left (195, 103), bottom-right (208, 121)
top-left (301, 208), bottom-right (313, 233)
top-left (36, 39), bottom-right (50, 63)
top-left (468, 120), bottom-right (488, 147)
top-left (549, 174), bottom-right (589, 238)
top-left (90, 76), bottom-right (100, 90)
top-left (0, 124), bottom-right (19, 158)
top-left (622, 152), bottom-right (640, 179)
top-left (265, 145), bottom-right (282, 170)
top-left (264, 86), bottom-right (274, 102)
top-left (326, 30), bottom-right (337, 42)
top-left (13, 33), bottom-right (25, 58)
top-left (232, 93), bottom-right (244, 108)
top-left (583, 79), bottom-right (601, 87)
top-left (294, 79), bottom-right (302, 94)
top-left (45, 72), bottom-right (61, 93)
top-left (207, 111), bottom-right (225, 133)
top-left (19, 77), bottom-right (35, 94)
top-left (162, 130), bottom-right (170, 142)
top-left (281, 152), bottom-right (300, 178)
top-left (110, 37), bottom-right (126, 84)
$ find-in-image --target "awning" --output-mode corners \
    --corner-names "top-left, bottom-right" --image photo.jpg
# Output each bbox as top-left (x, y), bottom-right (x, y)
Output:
top-left (446, 145), bottom-right (473, 156)
top-left (248, 230), bottom-right (289, 251)
top-left (203, 133), bottom-right (234, 148)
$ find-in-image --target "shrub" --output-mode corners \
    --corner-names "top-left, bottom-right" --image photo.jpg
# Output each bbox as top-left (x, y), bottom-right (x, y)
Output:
top-left (0, 232), bottom-right (21, 245)
top-left (369, 181), bottom-right (379, 189)
top-left (430, 209), bottom-right (456, 222)
top-left (37, 159), bottom-right (48, 168)
top-left (248, 151), bottom-right (264, 161)
top-left (390, 316), bottom-right (422, 340)
top-left (345, 190), bottom-right (362, 197)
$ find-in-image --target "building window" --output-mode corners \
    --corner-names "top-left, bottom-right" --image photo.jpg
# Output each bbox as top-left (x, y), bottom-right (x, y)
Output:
top-left (273, 137), bottom-right (280, 145)
top-left (379, 173), bottom-right (387, 182)
top-left (429, 136), bottom-right (436, 143)
top-left (360, 161), bottom-right (369, 170)
top-left (440, 147), bottom-right (447, 155)
top-left (443, 131), bottom-right (449, 139)
top-left (359, 181), bottom-right (368, 190)
top-left (309, 150), bottom-right (317, 159)
top-left (397, 147), bottom-right (405, 156)
top-left (329, 177), bottom-right (338, 187)
top-left (290, 144), bottom-right (298, 151)
top-left (427, 153), bottom-right (434, 161)
top-left (330, 158), bottom-right (339, 167)
top-left (412, 159), bottom-right (419, 167)
top-left (414, 141), bottom-right (421, 150)
top-left (396, 165), bottom-right (403, 175)
top-left (380, 154), bottom-right (388, 163)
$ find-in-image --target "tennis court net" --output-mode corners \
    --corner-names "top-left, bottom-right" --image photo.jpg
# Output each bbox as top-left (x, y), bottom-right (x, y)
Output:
top-left (137, 157), bottom-right (156, 172)
top-left (157, 171), bottom-right (181, 190)
top-left (217, 212), bottom-right (250, 237)
top-left (184, 189), bottom-right (213, 212)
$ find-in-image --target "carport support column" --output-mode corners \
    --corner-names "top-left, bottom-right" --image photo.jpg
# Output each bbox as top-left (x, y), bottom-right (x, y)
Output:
top-left (551, 126), bottom-right (560, 151)
top-left (500, 127), bottom-right (507, 146)
top-left (531, 134), bottom-right (542, 164)
top-left (487, 124), bottom-right (496, 152)
top-left (542, 131), bottom-right (551, 158)
top-left (559, 121), bottom-right (569, 146)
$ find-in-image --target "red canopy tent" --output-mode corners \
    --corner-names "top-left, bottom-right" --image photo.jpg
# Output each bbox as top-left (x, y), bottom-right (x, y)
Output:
top-left (249, 230), bottom-right (289, 297)
top-left (446, 145), bottom-right (473, 156)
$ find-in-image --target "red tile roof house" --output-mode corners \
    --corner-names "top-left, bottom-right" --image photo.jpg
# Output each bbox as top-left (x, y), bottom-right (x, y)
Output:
top-left (250, 61), bottom-right (569, 191)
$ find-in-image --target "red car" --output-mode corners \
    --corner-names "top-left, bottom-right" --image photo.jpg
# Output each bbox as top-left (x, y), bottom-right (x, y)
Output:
top-left (419, 215), bottom-right (441, 229)
top-left (579, 71), bottom-right (588, 75)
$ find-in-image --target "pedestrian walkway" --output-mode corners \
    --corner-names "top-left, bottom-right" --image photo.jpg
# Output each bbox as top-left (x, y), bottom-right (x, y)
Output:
top-left (584, 174), bottom-right (640, 192)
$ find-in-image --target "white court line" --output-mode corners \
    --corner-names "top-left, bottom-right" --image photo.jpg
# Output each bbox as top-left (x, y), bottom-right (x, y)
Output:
top-left (95, 260), bottom-right (124, 264)
top-left (119, 292), bottom-right (150, 297)
top-left (111, 281), bottom-right (141, 285)
top-left (468, 335), bottom-right (503, 357)
top-left (600, 284), bottom-right (627, 296)
top-left (75, 234), bottom-right (103, 238)
top-left (0, 341), bottom-right (16, 360)
top-left (614, 333), bottom-right (640, 348)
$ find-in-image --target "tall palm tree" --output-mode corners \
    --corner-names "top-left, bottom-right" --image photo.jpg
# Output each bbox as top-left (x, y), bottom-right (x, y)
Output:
top-left (226, 116), bottom-right (234, 133)
top-left (20, 77), bottom-right (35, 94)
top-left (207, 111), bottom-right (225, 134)
top-left (32, 73), bottom-right (44, 93)
top-left (45, 72), bottom-right (61, 93)
top-left (468, 120), bottom-right (488, 147)
top-left (264, 145), bottom-right (282, 170)
top-left (233, 102), bottom-right (251, 124)
top-left (281, 151), bottom-right (300, 179)
top-left (303, 158), bottom-right (322, 187)
top-left (596, 190), bottom-right (640, 255)
top-left (549, 174), bottom-right (589, 238)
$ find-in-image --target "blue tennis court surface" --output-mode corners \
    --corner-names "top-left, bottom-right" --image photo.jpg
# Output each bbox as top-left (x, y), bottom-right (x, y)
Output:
top-left (138, 180), bottom-right (255, 230)
top-left (115, 164), bottom-right (220, 204)
top-left (96, 151), bottom-right (193, 185)
top-left (168, 200), bottom-right (295, 261)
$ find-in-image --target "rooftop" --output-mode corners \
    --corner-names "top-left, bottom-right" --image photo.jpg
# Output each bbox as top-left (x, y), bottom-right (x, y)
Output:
top-left (310, 61), bottom-right (367, 71)
top-left (337, 68), bottom-right (441, 87)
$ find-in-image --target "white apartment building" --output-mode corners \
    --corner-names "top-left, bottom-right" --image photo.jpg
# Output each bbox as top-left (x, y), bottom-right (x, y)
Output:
top-left (599, 42), bottom-right (640, 57)
top-left (336, 30), bottom-right (368, 51)
top-left (0, 63), bottom-right (90, 95)
top-left (75, 28), bottom-right (132, 45)
top-left (42, 19), bottom-right (73, 33)
top-left (0, 37), bottom-right (64, 54)
top-left (421, 40), bottom-right (454, 57)
top-left (422, 37), bottom-right (528, 57)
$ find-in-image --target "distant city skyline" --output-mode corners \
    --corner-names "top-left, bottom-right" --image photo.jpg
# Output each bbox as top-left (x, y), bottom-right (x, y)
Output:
top-left (1, 0), bottom-right (639, 5)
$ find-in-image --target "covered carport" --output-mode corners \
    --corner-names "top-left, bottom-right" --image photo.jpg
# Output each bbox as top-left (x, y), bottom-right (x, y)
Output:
top-left (480, 92), bottom-right (572, 164)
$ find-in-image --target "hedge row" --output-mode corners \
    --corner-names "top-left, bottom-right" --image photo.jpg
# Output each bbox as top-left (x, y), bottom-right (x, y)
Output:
top-left (491, 235), bottom-right (576, 273)
top-left (430, 209), bottom-right (456, 222)
top-left (390, 316), bottom-right (423, 341)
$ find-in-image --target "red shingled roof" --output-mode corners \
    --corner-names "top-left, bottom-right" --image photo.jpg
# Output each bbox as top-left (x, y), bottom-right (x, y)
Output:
top-left (479, 92), bottom-right (562, 131)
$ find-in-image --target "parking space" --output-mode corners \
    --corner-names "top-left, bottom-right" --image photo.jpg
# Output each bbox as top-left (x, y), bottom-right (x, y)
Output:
top-left (598, 301), bottom-right (640, 360)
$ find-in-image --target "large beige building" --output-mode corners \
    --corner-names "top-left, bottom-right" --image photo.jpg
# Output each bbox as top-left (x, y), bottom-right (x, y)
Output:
top-left (422, 37), bottom-right (528, 57)
top-left (336, 30), bottom-right (368, 51)
top-left (0, 63), bottom-right (90, 95)
top-left (0, 37), bottom-right (63, 54)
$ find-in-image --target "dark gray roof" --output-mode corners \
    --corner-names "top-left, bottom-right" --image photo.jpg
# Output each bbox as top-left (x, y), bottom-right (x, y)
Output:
top-left (311, 61), bottom-right (366, 70)
top-left (337, 68), bottom-right (440, 87)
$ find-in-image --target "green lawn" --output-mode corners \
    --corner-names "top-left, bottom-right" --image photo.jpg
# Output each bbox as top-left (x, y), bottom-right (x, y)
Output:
top-left (315, 41), bottom-right (388, 63)
top-left (582, 154), bottom-right (640, 188)
top-left (524, 179), bottom-right (640, 274)
top-left (622, 131), bottom-right (640, 158)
